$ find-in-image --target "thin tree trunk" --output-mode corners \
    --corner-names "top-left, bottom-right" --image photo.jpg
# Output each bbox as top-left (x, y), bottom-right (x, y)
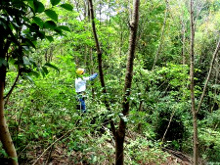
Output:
top-left (0, 39), bottom-right (18, 165)
top-left (88, 0), bottom-right (111, 111)
top-left (0, 66), bottom-right (18, 165)
top-left (190, 0), bottom-right (198, 164)
top-left (4, 70), bottom-right (20, 107)
top-left (115, 0), bottom-right (140, 164)
top-left (197, 37), bottom-right (220, 113)
top-left (88, 0), bottom-right (116, 158)
top-left (162, 109), bottom-right (175, 142)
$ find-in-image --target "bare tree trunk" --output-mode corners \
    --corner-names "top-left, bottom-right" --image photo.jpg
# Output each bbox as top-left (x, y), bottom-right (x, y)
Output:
top-left (4, 70), bottom-right (20, 107)
top-left (88, 0), bottom-right (111, 111)
top-left (162, 109), bottom-right (175, 142)
top-left (0, 41), bottom-right (18, 165)
top-left (115, 0), bottom-right (140, 164)
top-left (190, 0), bottom-right (198, 164)
top-left (197, 37), bottom-right (220, 113)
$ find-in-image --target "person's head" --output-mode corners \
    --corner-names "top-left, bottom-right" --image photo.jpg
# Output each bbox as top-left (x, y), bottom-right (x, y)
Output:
top-left (76, 68), bottom-right (85, 75)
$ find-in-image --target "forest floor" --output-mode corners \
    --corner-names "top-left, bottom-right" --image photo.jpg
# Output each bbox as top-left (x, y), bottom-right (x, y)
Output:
top-left (17, 130), bottom-right (207, 165)
top-left (21, 144), bottom-right (202, 165)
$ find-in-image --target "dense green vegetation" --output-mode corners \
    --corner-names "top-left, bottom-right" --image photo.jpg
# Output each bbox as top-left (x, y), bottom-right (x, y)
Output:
top-left (1, 0), bottom-right (220, 164)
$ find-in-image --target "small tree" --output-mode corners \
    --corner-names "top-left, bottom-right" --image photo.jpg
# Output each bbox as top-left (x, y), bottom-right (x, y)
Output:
top-left (0, 0), bottom-right (72, 164)
top-left (88, 0), bottom-right (140, 164)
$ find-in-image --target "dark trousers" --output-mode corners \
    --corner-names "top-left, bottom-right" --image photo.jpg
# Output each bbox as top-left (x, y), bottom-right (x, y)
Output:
top-left (77, 93), bottom-right (86, 113)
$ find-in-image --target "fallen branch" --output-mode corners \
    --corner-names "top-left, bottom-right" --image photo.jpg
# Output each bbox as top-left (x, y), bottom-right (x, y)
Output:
top-left (162, 147), bottom-right (191, 163)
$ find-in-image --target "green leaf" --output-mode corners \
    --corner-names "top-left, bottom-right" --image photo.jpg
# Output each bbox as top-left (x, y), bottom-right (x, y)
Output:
top-left (54, 27), bottom-right (62, 35)
top-left (58, 26), bottom-right (70, 32)
top-left (33, 0), bottom-right (45, 13)
top-left (44, 63), bottom-right (60, 73)
top-left (21, 38), bottom-right (36, 48)
top-left (29, 71), bottom-right (40, 77)
top-left (0, 58), bottom-right (8, 67)
top-left (44, 9), bottom-right (58, 22)
top-left (42, 66), bottom-right (49, 75)
top-left (22, 74), bottom-right (35, 84)
top-left (46, 36), bottom-right (54, 42)
top-left (23, 56), bottom-right (30, 65)
top-left (37, 31), bottom-right (46, 40)
top-left (33, 17), bottom-right (44, 28)
top-left (43, 21), bottom-right (57, 29)
top-left (60, 4), bottom-right (73, 11)
top-left (50, 0), bottom-right (61, 6)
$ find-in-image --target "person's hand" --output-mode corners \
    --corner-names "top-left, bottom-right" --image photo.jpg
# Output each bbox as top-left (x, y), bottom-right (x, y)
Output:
top-left (90, 73), bottom-right (98, 80)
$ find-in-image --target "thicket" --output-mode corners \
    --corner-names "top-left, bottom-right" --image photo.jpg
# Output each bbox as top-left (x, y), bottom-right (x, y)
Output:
top-left (1, 0), bottom-right (220, 164)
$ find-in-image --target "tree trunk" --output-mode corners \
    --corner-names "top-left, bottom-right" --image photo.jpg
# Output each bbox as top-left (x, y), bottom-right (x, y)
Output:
top-left (0, 66), bottom-right (18, 165)
top-left (197, 37), bottom-right (220, 113)
top-left (88, 0), bottom-right (111, 111)
top-left (190, 0), bottom-right (198, 164)
top-left (115, 0), bottom-right (140, 164)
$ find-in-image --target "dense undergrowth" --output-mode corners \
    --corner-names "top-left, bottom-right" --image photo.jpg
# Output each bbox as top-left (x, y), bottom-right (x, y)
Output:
top-left (1, 59), bottom-right (220, 164)
top-left (1, 0), bottom-right (220, 164)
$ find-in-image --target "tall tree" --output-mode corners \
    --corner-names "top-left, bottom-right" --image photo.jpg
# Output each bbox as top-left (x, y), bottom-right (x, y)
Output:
top-left (0, 42), bottom-right (17, 165)
top-left (88, 0), bottom-right (111, 111)
top-left (0, 0), bottom-right (72, 163)
top-left (114, 0), bottom-right (140, 164)
top-left (189, 0), bottom-right (198, 164)
top-left (88, 0), bottom-right (140, 164)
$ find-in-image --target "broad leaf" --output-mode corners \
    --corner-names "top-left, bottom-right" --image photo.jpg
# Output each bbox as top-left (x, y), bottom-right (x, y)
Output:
top-left (58, 25), bottom-right (70, 32)
top-left (22, 74), bottom-right (35, 84)
top-left (46, 36), bottom-right (54, 42)
top-left (50, 0), bottom-right (61, 6)
top-left (22, 38), bottom-right (36, 48)
top-left (0, 58), bottom-right (8, 67)
top-left (44, 63), bottom-right (60, 73)
top-left (43, 21), bottom-right (57, 29)
top-left (45, 9), bottom-right (58, 22)
top-left (23, 56), bottom-right (30, 65)
top-left (33, 0), bottom-right (45, 13)
top-left (60, 4), bottom-right (73, 11)
top-left (33, 17), bottom-right (44, 28)
top-left (54, 27), bottom-right (62, 35)
top-left (42, 66), bottom-right (49, 75)
top-left (29, 71), bottom-right (40, 78)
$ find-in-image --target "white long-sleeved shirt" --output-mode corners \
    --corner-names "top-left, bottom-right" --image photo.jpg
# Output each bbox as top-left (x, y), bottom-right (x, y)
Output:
top-left (75, 77), bottom-right (90, 93)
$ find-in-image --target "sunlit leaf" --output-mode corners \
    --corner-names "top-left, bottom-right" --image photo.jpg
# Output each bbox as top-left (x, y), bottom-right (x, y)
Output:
top-left (58, 26), bottom-right (70, 32)
top-left (60, 4), bottom-right (73, 11)
top-left (44, 63), bottom-right (60, 73)
top-left (45, 9), bottom-right (58, 22)
top-left (33, 0), bottom-right (45, 13)
top-left (50, 0), bottom-right (61, 6)
top-left (33, 17), bottom-right (44, 28)
top-left (42, 66), bottom-right (49, 75)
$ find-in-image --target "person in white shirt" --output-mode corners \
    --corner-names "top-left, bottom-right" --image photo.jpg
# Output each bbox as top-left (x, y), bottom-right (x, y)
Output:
top-left (75, 68), bottom-right (98, 113)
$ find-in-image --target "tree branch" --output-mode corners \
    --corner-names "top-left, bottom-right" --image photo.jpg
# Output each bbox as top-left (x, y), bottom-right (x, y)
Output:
top-left (4, 70), bottom-right (20, 106)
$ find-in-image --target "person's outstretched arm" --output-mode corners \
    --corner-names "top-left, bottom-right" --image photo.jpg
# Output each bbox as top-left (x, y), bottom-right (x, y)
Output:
top-left (89, 73), bottom-right (98, 81)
